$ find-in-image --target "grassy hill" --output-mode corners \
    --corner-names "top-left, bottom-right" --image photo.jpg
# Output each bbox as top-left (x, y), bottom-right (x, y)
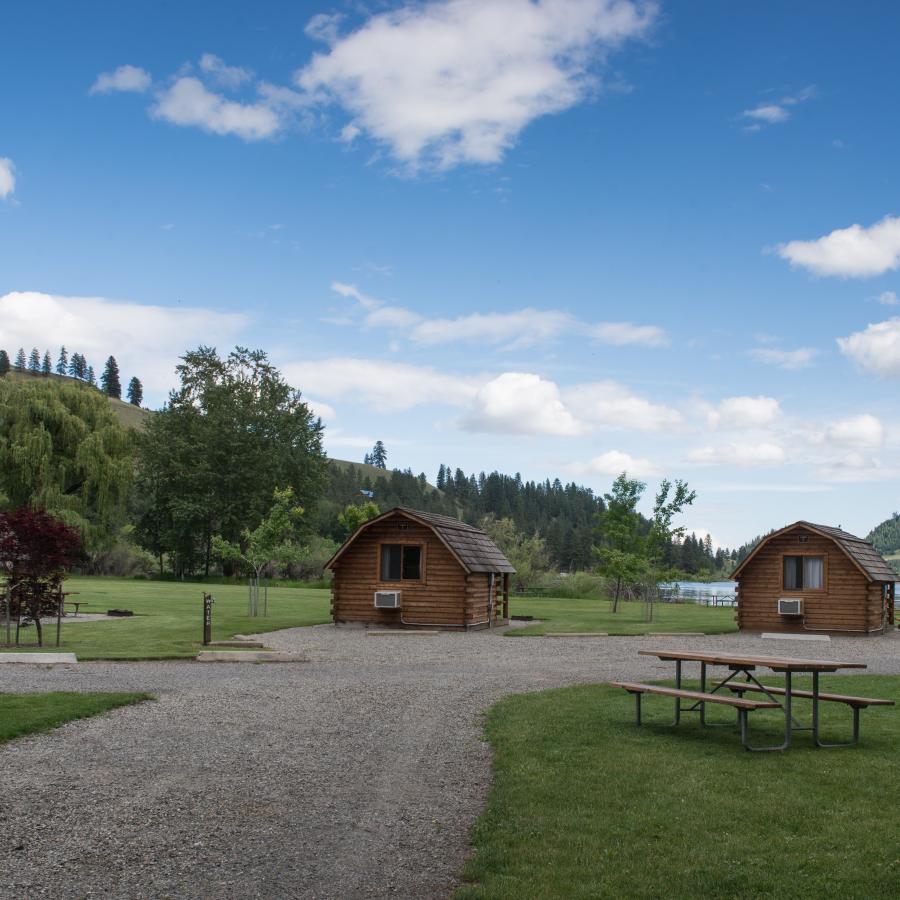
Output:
top-left (5, 369), bottom-right (153, 430)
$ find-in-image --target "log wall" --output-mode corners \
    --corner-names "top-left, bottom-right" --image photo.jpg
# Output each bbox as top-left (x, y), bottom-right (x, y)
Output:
top-left (331, 515), bottom-right (479, 627)
top-left (736, 526), bottom-right (882, 633)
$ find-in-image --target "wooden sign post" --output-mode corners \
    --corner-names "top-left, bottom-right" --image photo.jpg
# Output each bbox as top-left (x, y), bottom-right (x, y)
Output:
top-left (202, 592), bottom-right (214, 645)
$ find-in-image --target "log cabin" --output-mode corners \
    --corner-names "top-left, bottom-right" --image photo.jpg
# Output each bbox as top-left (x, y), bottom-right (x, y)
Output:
top-left (732, 521), bottom-right (896, 635)
top-left (326, 507), bottom-right (516, 629)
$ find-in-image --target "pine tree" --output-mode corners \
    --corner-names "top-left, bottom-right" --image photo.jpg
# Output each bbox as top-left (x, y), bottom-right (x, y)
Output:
top-left (87, 366), bottom-right (97, 386)
top-left (41, 351), bottom-right (52, 376)
top-left (0, 350), bottom-right (9, 377)
top-left (436, 464), bottom-right (446, 490)
top-left (363, 452), bottom-right (372, 465)
top-left (14, 348), bottom-right (26, 371)
top-left (370, 441), bottom-right (387, 469)
top-left (28, 348), bottom-right (41, 372)
top-left (56, 346), bottom-right (69, 376)
top-left (68, 353), bottom-right (80, 379)
top-left (100, 356), bottom-right (121, 399)
top-left (126, 376), bottom-right (143, 407)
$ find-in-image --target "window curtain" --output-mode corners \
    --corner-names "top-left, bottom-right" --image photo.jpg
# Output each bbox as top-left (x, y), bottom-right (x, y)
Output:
top-left (803, 556), bottom-right (824, 589)
top-left (783, 556), bottom-right (800, 590)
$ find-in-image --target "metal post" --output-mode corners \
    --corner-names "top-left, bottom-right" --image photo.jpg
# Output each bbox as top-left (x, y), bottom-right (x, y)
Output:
top-left (699, 661), bottom-right (707, 725)
top-left (202, 592), bottom-right (214, 645)
top-left (634, 692), bottom-right (642, 726)
top-left (784, 670), bottom-right (792, 748)
top-left (56, 590), bottom-right (63, 647)
top-left (673, 660), bottom-right (682, 725)
top-left (811, 670), bottom-right (819, 747)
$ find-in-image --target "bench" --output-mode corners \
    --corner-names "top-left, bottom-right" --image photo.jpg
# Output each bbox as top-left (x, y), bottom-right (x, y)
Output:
top-left (726, 682), bottom-right (894, 747)
top-left (612, 681), bottom-right (779, 750)
top-left (64, 601), bottom-right (86, 616)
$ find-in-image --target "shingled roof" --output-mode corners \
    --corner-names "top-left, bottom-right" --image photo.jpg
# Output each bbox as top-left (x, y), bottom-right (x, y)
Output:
top-left (732, 521), bottom-right (896, 583)
top-left (326, 507), bottom-right (516, 575)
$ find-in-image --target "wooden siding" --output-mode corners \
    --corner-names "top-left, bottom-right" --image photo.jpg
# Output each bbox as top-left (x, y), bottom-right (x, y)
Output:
top-left (736, 526), bottom-right (883, 633)
top-left (331, 515), bottom-right (473, 627)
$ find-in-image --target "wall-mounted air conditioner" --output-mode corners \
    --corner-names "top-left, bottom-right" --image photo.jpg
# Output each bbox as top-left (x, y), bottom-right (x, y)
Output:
top-left (778, 597), bottom-right (802, 616)
top-left (375, 591), bottom-right (401, 609)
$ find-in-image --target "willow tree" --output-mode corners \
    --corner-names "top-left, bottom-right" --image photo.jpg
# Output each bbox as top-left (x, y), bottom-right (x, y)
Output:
top-left (0, 379), bottom-right (133, 551)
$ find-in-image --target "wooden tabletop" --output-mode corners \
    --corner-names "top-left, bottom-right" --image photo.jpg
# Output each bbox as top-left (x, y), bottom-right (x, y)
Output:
top-left (638, 649), bottom-right (867, 672)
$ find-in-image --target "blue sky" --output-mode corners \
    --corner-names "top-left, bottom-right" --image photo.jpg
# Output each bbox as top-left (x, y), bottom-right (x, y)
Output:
top-left (3, 0), bottom-right (900, 548)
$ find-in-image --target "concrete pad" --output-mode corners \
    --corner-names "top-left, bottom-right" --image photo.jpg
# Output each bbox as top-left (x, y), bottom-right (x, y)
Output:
top-left (0, 652), bottom-right (78, 664)
top-left (195, 651), bottom-right (306, 663)
top-left (366, 629), bottom-right (440, 636)
top-left (760, 632), bottom-right (831, 642)
top-left (543, 632), bottom-right (609, 637)
top-left (648, 632), bottom-right (705, 637)
top-left (205, 640), bottom-right (267, 649)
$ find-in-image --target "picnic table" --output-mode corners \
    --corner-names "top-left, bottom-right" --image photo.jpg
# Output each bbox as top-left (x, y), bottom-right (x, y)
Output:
top-left (613, 649), bottom-right (893, 751)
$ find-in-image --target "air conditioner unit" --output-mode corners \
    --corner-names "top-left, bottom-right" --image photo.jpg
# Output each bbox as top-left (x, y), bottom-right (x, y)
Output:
top-left (778, 597), bottom-right (803, 616)
top-left (374, 590), bottom-right (401, 609)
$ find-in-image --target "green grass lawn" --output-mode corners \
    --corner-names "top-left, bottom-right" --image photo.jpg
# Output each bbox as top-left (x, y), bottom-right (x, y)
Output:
top-left (0, 691), bottom-right (151, 743)
top-left (3, 576), bottom-right (332, 660)
top-left (507, 596), bottom-right (737, 635)
top-left (459, 675), bottom-right (900, 899)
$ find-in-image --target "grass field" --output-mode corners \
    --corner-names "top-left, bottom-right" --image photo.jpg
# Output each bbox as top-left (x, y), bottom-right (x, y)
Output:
top-left (459, 675), bottom-right (900, 899)
top-left (507, 596), bottom-right (737, 635)
top-left (0, 691), bottom-right (151, 744)
top-left (3, 577), bottom-right (332, 660)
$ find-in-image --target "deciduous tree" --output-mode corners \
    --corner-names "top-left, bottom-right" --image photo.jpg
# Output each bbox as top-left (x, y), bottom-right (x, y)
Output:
top-left (338, 501), bottom-right (379, 536)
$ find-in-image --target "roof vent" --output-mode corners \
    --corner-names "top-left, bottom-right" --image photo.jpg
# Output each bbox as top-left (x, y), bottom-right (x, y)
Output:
top-left (798, 534), bottom-right (809, 543)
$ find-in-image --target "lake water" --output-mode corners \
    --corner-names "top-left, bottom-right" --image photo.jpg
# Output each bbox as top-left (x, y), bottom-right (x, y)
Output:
top-left (659, 580), bottom-right (737, 606)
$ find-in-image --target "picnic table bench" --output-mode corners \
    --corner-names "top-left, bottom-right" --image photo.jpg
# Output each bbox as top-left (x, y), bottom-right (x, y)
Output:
top-left (613, 649), bottom-right (892, 751)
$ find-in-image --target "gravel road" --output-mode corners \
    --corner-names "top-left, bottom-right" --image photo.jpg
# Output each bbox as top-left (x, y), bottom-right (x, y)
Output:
top-left (2, 626), bottom-right (899, 899)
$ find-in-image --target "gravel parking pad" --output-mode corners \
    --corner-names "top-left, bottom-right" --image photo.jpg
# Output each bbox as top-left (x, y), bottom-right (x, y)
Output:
top-left (2, 626), bottom-right (899, 898)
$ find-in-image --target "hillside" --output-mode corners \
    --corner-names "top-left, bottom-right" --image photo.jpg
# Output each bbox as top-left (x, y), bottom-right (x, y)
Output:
top-left (4, 369), bottom-right (153, 430)
top-left (868, 513), bottom-right (900, 555)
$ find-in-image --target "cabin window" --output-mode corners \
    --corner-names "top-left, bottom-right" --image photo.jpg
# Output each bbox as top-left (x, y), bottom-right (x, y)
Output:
top-left (783, 555), bottom-right (824, 590)
top-left (380, 544), bottom-right (422, 581)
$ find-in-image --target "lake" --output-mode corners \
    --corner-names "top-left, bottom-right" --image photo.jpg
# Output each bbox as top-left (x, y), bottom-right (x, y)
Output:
top-left (659, 580), bottom-right (737, 606)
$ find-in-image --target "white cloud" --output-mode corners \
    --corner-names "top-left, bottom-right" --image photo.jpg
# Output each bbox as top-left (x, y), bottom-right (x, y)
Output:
top-left (740, 86), bottom-right (815, 131)
top-left (296, 0), bottom-right (657, 170)
top-left (815, 453), bottom-right (897, 483)
top-left (90, 64), bottom-right (152, 95)
top-left (749, 346), bottom-right (817, 370)
top-left (571, 450), bottom-right (660, 477)
top-left (823, 414), bottom-right (884, 449)
top-left (876, 290), bottom-right (899, 306)
top-left (688, 442), bottom-right (786, 467)
top-left (777, 215), bottom-right (900, 278)
top-left (328, 283), bottom-right (667, 351)
top-left (589, 321), bottom-right (668, 347)
top-left (460, 372), bottom-right (584, 436)
top-left (0, 291), bottom-right (246, 398)
top-left (743, 104), bottom-right (789, 125)
top-left (707, 395), bottom-right (781, 429)
top-left (411, 309), bottom-right (574, 348)
top-left (282, 357), bottom-right (479, 412)
top-left (0, 157), bottom-right (15, 199)
top-left (199, 53), bottom-right (253, 88)
top-left (837, 318), bottom-right (900, 377)
top-left (304, 398), bottom-right (336, 422)
top-left (151, 77), bottom-right (281, 140)
top-left (564, 380), bottom-right (681, 430)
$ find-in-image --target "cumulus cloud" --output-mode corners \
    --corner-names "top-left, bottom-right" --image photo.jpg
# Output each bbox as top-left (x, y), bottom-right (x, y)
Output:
top-left (777, 215), bottom-right (900, 278)
top-left (199, 53), bottom-right (253, 88)
top-left (749, 346), bottom-right (817, 370)
top-left (571, 450), bottom-right (660, 477)
top-left (90, 64), bottom-right (152, 95)
top-left (0, 157), bottom-right (15, 199)
top-left (296, 0), bottom-right (657, 170)
top-left (0, 291), bottom-right (246, 398)
top-left (688, 442), bottom-right (786, 467)
top-left (707, 395), bottom-right (781, 429)
top-left (459, 372), bottom-right (584, 436)
top-left (837, 318), bottom-right (900, 377)
top-left (151, 77), bottom-right (281, 140)
top-left (589, 321), bottom-right (668, 347)
top-left (282, 357), bottom-right (479, 412)
top-left (564, 380), bottom-right (681, 430)
top-left (822, 414), bottom-right (884, 449)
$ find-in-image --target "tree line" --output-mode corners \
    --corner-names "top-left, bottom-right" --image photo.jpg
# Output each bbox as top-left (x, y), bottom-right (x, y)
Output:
top-left (0, 342), bottom-right (733, 582)
top-left (0, 346), bottom-right (143, 406)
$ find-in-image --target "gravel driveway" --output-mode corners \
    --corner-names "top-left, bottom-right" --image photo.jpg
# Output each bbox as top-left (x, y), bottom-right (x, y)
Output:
top-left (2, 626), bottom-right (899, 899)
